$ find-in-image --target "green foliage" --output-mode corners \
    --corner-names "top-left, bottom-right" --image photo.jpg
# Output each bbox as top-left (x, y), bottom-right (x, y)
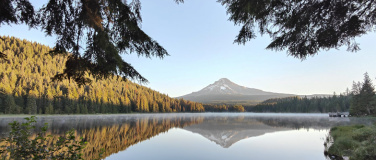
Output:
top-left (26, 96), bottom-right (37, 114)
top-left (3, 0), bottom-right (373, 83)
top-left (352, 126), bottom-right (376, 142)
top-left (350, 73), bottom-right (376, 116)
top-left (45, 103), bottom-right (54, 115)
top-left (205, 94), bottom-right (351, 113)
top-left (328, 137), bottom-right (359, 156)
top-left (0, 36), bottom-right (204, 114)
top-left (3, 94), bottom-right (21, 114)
top-left (2, 0), bottom-right (186, 85)
top-left (229, 105), bottom-right (245, 112)
top-left (204, 104), bottom-right (229, 112)
top-left (248, 94), bottom-right (351, 113)
top-left (327, 124), bottom-right (376, 160)
top-left (0, 116), bottom-right (86, 159)
top-left (351, 143), bottom-right (376, 160)
top-left (1, 116), bottom-right (201, 159)
top-left (204, 104), bottom-right (245, 112)
top-left (218, 0), bottom-right (375, 59)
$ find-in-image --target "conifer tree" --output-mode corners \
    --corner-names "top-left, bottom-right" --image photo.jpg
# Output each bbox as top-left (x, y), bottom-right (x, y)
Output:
top-left (1, 0), bottom-right (186, 85)
top-left (26, 95), bottom-right (37, 114)
top-left (218, 0), bottom-right (376, 59)
top-left (0, 36), bottom-right (204, 114)
top-left (4, 94), bottom-right (19, 114)
top-left (45, 102), bottom-right (54, 114)
top-left (350, 73), bottom-right (376, 116)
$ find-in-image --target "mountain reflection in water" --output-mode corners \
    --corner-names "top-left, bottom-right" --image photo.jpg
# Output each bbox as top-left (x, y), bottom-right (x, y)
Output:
top-left (183, 117), bottom-right (291, 148)
top-left (183, 114), bottom-right (375, 148)
top-left (0, 113), bottom-right (375, 160)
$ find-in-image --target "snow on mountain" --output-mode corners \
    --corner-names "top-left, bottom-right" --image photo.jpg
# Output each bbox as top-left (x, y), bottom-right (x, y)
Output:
top-left (183, 118), bottom-right (291, 148)
top-left (179, 78), bottom-right (294, 103)
top-left (194, 78), bottom-right (270, 95)
top-left (200, 78), bottom-right (238, 94)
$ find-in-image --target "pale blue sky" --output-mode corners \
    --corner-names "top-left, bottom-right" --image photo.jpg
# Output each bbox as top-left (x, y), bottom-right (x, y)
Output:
top-left (2, 0), bottom-right (376, 97)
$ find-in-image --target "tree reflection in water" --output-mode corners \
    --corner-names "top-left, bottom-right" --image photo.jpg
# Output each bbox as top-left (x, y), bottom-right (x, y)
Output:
top-left (0, 113), bottom-right (375, 159)
top-left (0, 114), bottom-right (204, 160)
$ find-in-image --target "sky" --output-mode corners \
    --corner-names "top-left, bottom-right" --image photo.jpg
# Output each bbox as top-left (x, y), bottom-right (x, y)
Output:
top-left (2, 0), bottom-right (376, 97)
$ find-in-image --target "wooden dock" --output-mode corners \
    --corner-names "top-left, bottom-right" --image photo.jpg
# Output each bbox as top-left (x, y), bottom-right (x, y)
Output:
top-left (329, 112), bottom-right (350, 117)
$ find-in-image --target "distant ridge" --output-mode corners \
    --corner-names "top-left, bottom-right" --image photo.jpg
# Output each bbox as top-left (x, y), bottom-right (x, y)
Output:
top-left (179, 78), bottom-right (294, 104)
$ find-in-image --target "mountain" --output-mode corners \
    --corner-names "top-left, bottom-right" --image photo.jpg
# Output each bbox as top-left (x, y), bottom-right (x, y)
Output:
top-left (183, 118), bottom-right (290, 148)
top-left (0, 36), bottom-right (204, 114)
top-left (179, 78), bottom-right (294, 104)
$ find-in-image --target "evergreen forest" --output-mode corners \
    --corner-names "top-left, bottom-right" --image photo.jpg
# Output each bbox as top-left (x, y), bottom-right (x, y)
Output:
top-left (2, 36), bottom-right (374, 115)
top-left (247, 72), bottom-right (376, 115)
top-left (349, 73), bottom-right (376, 116)
top-left (0, 36), bottom-right (204, 114)
top-left (203, 104), bottom-right (245, 112)
top-left (246, 95), bottom-right (351, 113)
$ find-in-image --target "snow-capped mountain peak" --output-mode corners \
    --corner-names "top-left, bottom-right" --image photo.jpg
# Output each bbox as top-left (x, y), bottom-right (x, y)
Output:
top-left (199, 78), bottom-right (261, 95)
top-left (179, 78), bottom-right (294, 103)
top-left (201, 78), bottom-right (237, 94)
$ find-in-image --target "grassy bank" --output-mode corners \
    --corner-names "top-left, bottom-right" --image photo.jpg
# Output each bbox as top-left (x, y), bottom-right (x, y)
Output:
top-left (326, 124), bottom-right (376, 160)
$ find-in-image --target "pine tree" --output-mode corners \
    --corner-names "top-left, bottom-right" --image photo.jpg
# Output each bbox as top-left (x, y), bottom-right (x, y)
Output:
top-left (0, 36), bottom-right (205, 114)
top-left (350, 73), bottom-right (376, 116)
top-left (4, 94), bottom-right (19, 114)
top-left (218, 0), bottom-right (376, 59)
top-left (26, 95), bottom-right (37, 114)
top-left (45, 102), bottom-right (54, 114)
top-left (2, 0), bottom-right (180, 85)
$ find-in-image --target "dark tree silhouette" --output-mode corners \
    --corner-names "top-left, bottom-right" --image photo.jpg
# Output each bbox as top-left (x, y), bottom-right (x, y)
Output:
top-left (2, 0), bottom-right (375, 83)
top-left (0, 0), bottom-right (35, 62)
top-left (1, 0), bottom-right (182, 85)
top-left (218, 0), bottom-right (376, 59)
top-left (0, 0), bottom-right (36, 26)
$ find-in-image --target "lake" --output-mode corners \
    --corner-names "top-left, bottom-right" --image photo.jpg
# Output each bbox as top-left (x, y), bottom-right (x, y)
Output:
top-left (0, 113), bottom-right (375, 160)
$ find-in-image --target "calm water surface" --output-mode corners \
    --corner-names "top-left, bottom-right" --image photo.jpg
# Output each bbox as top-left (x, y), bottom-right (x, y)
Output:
top-left (0, 113), bottom-right (374, 160)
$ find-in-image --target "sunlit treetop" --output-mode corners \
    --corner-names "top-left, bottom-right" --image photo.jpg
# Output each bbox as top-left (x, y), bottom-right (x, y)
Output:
top-left (0, 0), bottom-right (36, 62)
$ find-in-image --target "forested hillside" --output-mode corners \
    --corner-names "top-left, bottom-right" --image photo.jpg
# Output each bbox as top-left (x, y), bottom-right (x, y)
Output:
top-left (247, 95), bottom-right (351, 113)
top-left (0, 36), bottom-right (204, 114)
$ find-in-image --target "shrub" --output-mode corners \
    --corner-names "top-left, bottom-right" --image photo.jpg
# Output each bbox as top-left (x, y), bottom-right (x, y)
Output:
top-left (0, 116), bottom-right (86, 159)
top-left (352, 127), bottom-right (376, 142)
top-left (352, 144), bottom-right (376, 160)
top-left (327, 124), bottom-right (376, 160)
top-left (328, 137), bottom-right (359, 156)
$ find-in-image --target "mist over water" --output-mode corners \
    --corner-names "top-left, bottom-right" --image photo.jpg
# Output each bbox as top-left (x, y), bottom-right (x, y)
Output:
top-left (1, 113), bottom-right (375, 160)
